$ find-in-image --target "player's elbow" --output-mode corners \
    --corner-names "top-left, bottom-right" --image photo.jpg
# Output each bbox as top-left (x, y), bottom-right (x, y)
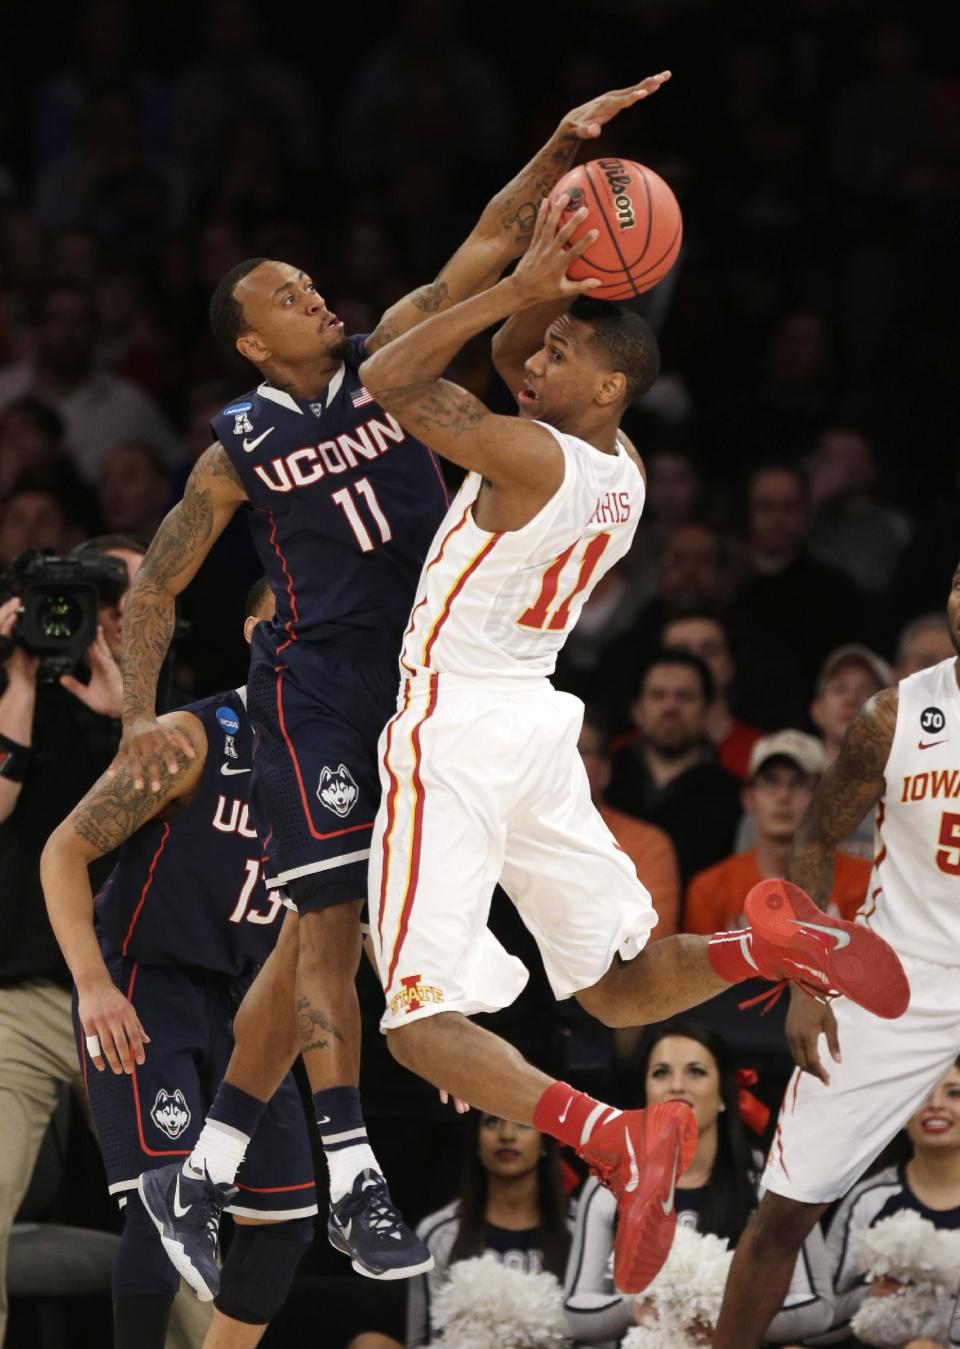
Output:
top-left (358, 354), bottom-right (385, 399)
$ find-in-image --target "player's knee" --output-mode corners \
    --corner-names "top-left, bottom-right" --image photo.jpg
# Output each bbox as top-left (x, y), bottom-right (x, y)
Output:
top-left (112, 1192), bottom-right (180, 1301)
top-left (750, 1191), bottom-right (825, 1254)
top-left (215, 1216), bottom-right (314, 1325)
top-left (385, 1014), bottom-right (443, 1068)
top-left (575, 977), bottom-right (630, 1029)
top-left (296, 897), bottom-right (363, 980)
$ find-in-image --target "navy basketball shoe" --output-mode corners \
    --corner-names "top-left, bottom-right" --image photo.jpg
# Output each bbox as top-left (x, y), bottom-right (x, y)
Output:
top-left (328, 1169), bottom-right (434, 1280)
top-left (138, 1161), bottom-right (237, 1301)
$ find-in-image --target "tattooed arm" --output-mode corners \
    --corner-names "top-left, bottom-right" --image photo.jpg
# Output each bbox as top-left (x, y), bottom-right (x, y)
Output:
top-left (789, 688), bottom-right (897, 907)
top-left (40, 710), bottom-right (206, 1075)
top-left (361, 194), bottom-right (599, 503)
top-left (785, 687), bottom-right (898, 1084)
top-left (366, 72), bottom-right (671, 355)
top-left (116, 443), bottom-right (247, 792)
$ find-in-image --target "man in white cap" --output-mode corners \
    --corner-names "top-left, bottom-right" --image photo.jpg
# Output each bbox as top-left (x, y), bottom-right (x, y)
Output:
top-left (685, 729), bottom-right (870, 934)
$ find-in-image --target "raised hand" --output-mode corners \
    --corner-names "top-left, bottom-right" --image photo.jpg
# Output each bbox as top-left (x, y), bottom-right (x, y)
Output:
top-left (511, 195), bottom-right (600, 307)
top-left (561, 71), bottom-right (672, 142)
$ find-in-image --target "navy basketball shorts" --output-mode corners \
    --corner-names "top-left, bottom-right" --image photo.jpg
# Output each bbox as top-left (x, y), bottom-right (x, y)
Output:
top-left (246, 634), bottom-right (399, 913)
top-left (74, 954), bottom-right (317, 1220)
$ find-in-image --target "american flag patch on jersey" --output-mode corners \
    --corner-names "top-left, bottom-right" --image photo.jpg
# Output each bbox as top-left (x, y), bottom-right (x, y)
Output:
top-left (352, 387), bottom-right (375, 408)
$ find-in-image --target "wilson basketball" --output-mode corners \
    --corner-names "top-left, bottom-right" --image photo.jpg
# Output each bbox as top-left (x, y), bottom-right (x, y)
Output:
top-left (551, 157), bottom-right (682, 299)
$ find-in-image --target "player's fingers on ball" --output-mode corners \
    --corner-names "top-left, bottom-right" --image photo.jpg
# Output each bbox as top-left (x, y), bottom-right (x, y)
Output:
top-left (556, 209), bottom-right (589, 246)
top-left (568, 227), bottom-right (599, 256)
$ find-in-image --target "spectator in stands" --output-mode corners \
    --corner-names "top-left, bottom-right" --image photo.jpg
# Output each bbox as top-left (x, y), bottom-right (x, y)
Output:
top-left (97, 439), bottom-right (172, 539)
top-left (0, 479), bottom-right (85, 565)
top-left (661, 612), bottom-right (762, 779)
top-left (823, 1059), bottom-right (960, 1341)
top-left (895, 612), bottom-right (955, 678)
top-left (606, 652), bottom-right (742, 893)
top-left (578, 712), bottom-right (680, 940)
top-left (808, 423), bottom-right (912, 596)
top-left (589, 523), bottom-right (734, 722)
top-left (685, 731), bottom-right (871, 935)
top-left (0, 284), bottom-right (179, 480)
top-left (564, 1019), bottom-right (832, 1345)
top-left (726, 462), bottom-right (870, 729)
top-left (0, 396), bottom-right (67, 499)
top-left (407, 1110), bottom-right (572, 1347)
top-left (811, 643), bottom-right (893, 755)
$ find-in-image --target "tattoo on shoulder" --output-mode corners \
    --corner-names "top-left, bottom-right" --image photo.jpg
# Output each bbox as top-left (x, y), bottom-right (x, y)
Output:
top-left (200, 442), bottom-right (245, 491)
top-left (72, 753), bottom-right (190, 855)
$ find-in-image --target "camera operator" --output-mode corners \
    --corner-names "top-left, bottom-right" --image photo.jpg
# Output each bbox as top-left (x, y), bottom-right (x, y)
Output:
top-left (0, 532), bottom-right (145, 1343)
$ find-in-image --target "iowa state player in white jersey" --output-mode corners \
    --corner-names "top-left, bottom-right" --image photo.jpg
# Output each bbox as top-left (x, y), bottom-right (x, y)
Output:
top-left (711, 563), bottom-right (960, 1348)
top-left (358, 196), bottom-right (909, 1295)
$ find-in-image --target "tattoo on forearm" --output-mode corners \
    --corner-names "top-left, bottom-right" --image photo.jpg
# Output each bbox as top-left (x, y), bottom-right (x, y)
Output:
top-left (295, 997), bottom-right (345, 1052)
top-left (495, 132), bottom-right (579, 244)
top-left (72, 754), bottom-right (188, 854)
top-left (789, 690), bottom-right (897, 907)
top-left (411, 281), bottom-right (449, 314)
top-left (121, 446), bottom-right (242, 721)
top-left (376, 378), bottom-right (489, 438)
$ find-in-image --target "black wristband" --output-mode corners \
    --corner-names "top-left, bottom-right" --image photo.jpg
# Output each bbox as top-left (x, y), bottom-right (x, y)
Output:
top-left (0, 732), bottom-right (32, 783)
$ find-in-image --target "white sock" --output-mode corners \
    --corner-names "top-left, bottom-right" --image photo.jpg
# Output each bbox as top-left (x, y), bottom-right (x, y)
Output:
top-left (184, 1119), bottom-right (250, 1187)
top-left (324, 1140), bottom-right (381, 1202)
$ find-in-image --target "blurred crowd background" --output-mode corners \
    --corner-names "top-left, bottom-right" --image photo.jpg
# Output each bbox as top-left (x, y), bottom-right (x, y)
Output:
top-left (1, 0), bottom-right (959, 1344)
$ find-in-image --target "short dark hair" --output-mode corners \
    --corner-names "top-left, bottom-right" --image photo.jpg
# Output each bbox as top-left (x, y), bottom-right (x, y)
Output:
top-left (569, 296), bottom-right (660, 401)
top-left (80, 533), bottom-right (148, 556)
top-left (661, 609), bottom-right (729, 641)
top-left (244, 575), bottom-right (272, 618)
top-left (0, 395), bottom-right (65, 443)
top-left (209, 258), bottom-right (267, 352)
top-left (637, 648), bottom-right (715, 704)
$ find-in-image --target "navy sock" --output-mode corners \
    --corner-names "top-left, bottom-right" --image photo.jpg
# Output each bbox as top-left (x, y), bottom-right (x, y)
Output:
top-left (313, 1086), bottom-right (378, 1198)
top-left (209, 1080), bottom-right (267, 1136)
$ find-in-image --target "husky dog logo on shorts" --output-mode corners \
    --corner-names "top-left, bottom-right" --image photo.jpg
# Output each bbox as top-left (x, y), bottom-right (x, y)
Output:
top-left (317, 764), bottom-right (359, 818)
top-left (150, 1088), bottom-right (192, 1140)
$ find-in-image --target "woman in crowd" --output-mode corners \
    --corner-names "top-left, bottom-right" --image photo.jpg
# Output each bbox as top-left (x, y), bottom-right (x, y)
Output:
top-left (405, 1110), bottom-right (573, 1347)
top-left (564, 1019), bottom-right (833, 1346)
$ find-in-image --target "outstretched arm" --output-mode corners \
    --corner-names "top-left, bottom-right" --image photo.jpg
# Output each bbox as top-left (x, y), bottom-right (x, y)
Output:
top-left (366, 72), bottom-right (671, 354)
top-left (361, 195), bottom-right (598, 496)
top-left (41, 710), bottom-right (206, 1074)
top-left (786, 687), bottom-right (897, 1083)
top-left (117, 443), bottom-right (247, 792)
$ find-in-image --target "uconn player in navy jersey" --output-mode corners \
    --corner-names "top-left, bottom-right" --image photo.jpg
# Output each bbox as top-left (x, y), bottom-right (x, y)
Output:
top-left (109, 79), bottom-right (671, 1288)
top-left (41, 582), bottom-right (313, 1349)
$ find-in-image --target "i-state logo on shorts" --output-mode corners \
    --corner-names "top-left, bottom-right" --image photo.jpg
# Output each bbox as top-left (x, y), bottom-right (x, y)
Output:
top-left (317, 763), bottom-right (359, 818)
top-left (390, 974), bottom-right (444, 1018)
top-left (150, 1088), bottom-right (192, 1140)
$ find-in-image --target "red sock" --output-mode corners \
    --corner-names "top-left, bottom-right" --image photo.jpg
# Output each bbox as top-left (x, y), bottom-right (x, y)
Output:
top-left (533, 1082), bottom-right (621, 1152)
top-left (707, 928), bottom-right (759, 984)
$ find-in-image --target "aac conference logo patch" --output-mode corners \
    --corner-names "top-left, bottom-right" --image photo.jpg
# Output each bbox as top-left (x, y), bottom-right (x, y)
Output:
top-left (150, 1088), bottom-right (192, 1140)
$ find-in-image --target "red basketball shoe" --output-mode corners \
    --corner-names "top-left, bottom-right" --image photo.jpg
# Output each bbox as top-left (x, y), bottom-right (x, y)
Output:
top-left (578, 1100), bottom-right (697, 1294)
top-left (744, 879), bottom-right (909, 1019)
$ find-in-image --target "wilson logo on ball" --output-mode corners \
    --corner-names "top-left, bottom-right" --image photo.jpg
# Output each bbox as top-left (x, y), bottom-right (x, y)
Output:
top-left (597, 158), bottom-right (636, 231)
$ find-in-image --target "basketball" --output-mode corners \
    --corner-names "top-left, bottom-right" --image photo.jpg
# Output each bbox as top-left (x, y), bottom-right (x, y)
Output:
top-left (550, 157), bottom-right (682, 299)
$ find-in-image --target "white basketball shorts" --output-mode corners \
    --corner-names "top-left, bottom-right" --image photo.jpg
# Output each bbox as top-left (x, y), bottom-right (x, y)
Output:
top-left (369, 675), bottom-right (658, 1031)
top-left (763, 953), bottom-right (960, 1203)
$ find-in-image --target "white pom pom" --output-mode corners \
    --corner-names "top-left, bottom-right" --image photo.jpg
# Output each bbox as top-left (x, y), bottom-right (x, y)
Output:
top-left (429, 1254), bottom-right (570, 1349)
top-left (851, 1284), bottom-right (954, 1348)
top-left (853, 1210), bottom-right (960, 1291)
top-left (643, 1226), bottom-right (734, 1329)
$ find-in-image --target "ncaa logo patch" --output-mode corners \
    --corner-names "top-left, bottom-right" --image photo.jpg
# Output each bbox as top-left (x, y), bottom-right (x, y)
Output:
top-left (150, 1088), bottom-right (191, 1140)
top-left (317, 764), bottom-right (359, 818)
top-left (216, 706), bottom-right (240, 734)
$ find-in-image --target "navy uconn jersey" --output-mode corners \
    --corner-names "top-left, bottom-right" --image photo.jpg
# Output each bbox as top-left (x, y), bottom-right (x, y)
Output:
top-left (212, 334), bottom-right (448, 656)
top-left (96, 689), bottom-right (281, 974)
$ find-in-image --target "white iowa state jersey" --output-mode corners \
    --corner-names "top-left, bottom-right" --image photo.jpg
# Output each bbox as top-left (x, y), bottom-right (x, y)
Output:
top-left (865, 656), bottom-right (960, 965)
top-left (399, 421), bottom-right (645, 680)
